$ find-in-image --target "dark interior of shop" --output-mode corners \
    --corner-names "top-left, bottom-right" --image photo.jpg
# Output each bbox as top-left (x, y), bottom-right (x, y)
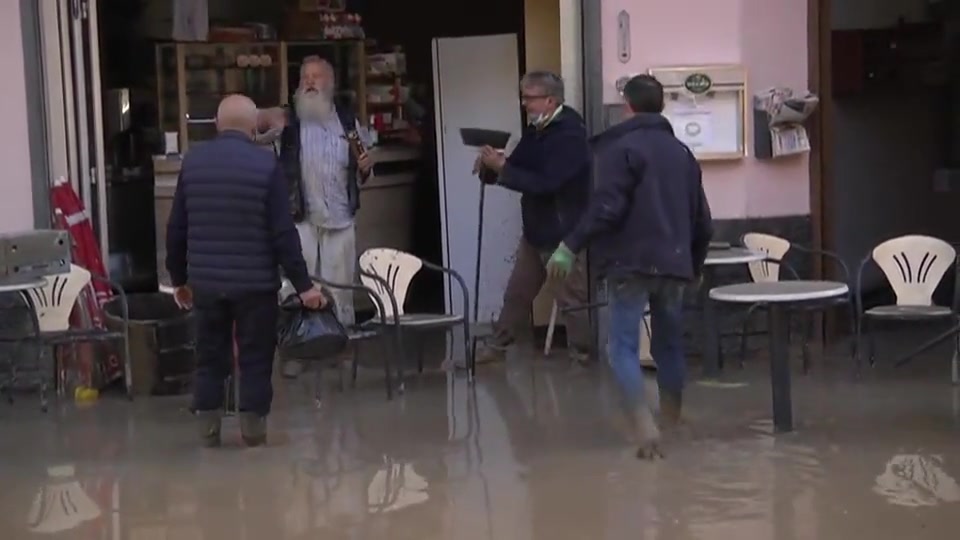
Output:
top-left (828, 0), bottom-right (960, 303)
top-left (98, 0), bottom-right (528, 314)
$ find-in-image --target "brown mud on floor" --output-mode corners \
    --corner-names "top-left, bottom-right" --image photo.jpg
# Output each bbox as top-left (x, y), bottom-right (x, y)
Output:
top-left (0, 343), bottom-right (958, 539)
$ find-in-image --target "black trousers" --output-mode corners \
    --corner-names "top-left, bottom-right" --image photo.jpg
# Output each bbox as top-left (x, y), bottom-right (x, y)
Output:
top-left (192, 290), bottom-right (278, 416)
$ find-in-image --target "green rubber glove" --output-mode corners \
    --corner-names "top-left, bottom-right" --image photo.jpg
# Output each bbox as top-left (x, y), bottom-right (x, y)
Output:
top-left (546, 243), bottom-right (575, 281)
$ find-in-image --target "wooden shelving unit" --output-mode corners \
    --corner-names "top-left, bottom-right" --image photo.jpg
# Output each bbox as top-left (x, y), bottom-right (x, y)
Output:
top-left (156, 40), bottom-right (367, 151)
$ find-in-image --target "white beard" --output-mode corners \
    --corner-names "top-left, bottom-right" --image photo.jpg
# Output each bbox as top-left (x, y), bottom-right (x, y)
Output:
top-left (295, 89), bottom-right (334, 122)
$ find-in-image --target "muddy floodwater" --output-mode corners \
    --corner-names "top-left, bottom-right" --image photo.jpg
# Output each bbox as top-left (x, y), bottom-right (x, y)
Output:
top-left (1, 347), bottom-right (957, 539)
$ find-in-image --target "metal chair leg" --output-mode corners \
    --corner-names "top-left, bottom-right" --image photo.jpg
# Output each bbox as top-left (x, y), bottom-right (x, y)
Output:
top-left (313, 364), bottom-right (323, 407)
top-left (382, 336), bottom-right (394, 400)
top-left (460, 319), bottom-right (473, 379)
top-left (867, 318), bottom-right (877, 366)
top-left (352, 343), bottom-right (360, 388)
top-left (416, 336), bottom-right (424, 375)
top-left (848, 302), bottom-right (858, 363)
top-left (123, 322), bottom-right (134, 401)
top-left (854, 312), bottom-right (864, 377)
top-left (952, 330), bottom-right (959, 385)
top-left (801, 313), bottom-right (813, 375)
top-left (739, 303), bottom-right (761, 368)
top-left (395, 329), bottom-right (406, 395)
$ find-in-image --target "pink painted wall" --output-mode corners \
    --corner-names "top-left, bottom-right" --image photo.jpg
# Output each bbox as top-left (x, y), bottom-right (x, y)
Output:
top-left (601, 0), bottom-right (810, 220)
top-left (0, 1), bottom-right (35, 232)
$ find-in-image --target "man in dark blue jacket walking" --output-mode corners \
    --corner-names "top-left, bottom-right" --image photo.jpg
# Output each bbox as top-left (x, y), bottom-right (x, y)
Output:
top-left (167, 94), bottom-right (327, 448)
top-left (547, 75), bottom-right (713, 459)
top-left (475, 71), bottom-right (593, 364)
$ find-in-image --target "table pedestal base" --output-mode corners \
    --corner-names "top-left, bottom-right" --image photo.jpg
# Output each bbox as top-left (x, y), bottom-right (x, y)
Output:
top-left (768, 304), bottom-right (793, 432)
top-left (700, 271), bottom-right (721, 377)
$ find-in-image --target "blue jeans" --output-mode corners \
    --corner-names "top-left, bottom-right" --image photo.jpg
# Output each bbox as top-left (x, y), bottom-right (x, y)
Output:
top-left (607, 276), bottom-right (687, 409)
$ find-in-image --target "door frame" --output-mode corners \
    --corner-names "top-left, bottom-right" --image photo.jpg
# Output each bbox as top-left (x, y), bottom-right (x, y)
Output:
top-left (20, 0), bottom-right (52, 228)
top-left (31, 0), bottom-right (110, 263)
top-left (580, 0), bottom-right (603, 136)
top-left (809, 0), bottom-right (834, 271)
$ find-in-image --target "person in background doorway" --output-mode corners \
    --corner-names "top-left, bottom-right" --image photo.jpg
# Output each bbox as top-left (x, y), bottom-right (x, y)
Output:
top-left (546, 74), bottom-right (713, 459)
top-left (260, 56), bottom-right (375, 379)
top-left (166, 94), bottom-right (327, 448)
top-left (474, 71), bottom-right (593, 365)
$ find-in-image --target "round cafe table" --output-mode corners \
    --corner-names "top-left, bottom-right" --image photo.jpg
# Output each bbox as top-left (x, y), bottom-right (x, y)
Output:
top-left (710, 280), bottom-right (850, 433)
top-left (699, 248), bottom-right (767, 376)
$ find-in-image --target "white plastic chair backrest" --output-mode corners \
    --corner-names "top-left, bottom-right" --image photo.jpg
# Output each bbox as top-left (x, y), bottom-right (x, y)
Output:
top-left (872, 235), bottom-right (955, 306)
top-left (743, 233), bottom-right (791, 283)
top-left (24, 265), bottom-right (92, 332)
top-left (359, 248), bottom-right (423, 318)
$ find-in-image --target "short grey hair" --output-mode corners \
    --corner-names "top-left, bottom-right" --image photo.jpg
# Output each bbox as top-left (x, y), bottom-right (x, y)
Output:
top-left (300, 55), bottom-right (334, 79)
top-left (521, 71), bottom-right (565, 103)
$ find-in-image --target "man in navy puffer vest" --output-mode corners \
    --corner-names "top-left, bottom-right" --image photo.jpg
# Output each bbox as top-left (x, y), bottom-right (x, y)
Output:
top-left (166, 94), bottom-right (327, 448)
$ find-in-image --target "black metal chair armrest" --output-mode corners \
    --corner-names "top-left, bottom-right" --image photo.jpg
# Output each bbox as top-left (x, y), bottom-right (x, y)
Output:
top-left (309, 274), bottom-right (391, 329)
top-left (759, 257), bottom-right (800, 281)
top-left (90, 273), bottom-right (130, 323)
top-left (420, 260), bottom-right (469, 316)
top-left (792, 245), bottom-right (851, 283)
top-left (854, 255), bottom-right (871, 316)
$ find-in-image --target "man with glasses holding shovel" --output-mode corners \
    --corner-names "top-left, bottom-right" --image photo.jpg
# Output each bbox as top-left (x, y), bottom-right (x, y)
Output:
top-left (473, 71), bottom-right (593, 365)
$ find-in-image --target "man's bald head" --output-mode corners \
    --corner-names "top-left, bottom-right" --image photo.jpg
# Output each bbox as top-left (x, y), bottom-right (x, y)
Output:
top-left (216, 94), bottom-right (258, 136)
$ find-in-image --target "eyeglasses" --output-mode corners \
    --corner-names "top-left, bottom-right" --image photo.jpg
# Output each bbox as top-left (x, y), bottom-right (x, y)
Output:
top-left (521, 94), bottom-right (549, 102)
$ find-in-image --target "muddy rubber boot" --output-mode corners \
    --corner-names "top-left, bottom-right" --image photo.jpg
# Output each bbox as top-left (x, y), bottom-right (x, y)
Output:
top-left (476, 335), bottom-right (513, 365)
top-left (239, 413), bottom-right (267, 447)
top-left (634, 404), bottom-right (663, 460)
top-left (659, 391), bottom-right (684, 429)
top-left (568, 347), bottom-right (593, 367)
top-left (196, 410), bottom-right (223, 448)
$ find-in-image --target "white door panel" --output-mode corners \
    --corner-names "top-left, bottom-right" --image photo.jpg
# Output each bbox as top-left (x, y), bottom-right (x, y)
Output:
top-left (433, 34), bottom-right (523, 324)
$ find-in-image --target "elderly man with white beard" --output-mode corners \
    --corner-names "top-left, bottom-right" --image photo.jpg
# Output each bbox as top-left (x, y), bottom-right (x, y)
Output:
top-left (259, 55), bottom-right (374, 378)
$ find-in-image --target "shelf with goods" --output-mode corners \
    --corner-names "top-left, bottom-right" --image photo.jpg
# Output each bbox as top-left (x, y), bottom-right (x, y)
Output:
top-left (155, 40), bottom-right (368, 152)
top-left (155, 42), bottom-right (284, 151)
top-left (365, 48), bottom-right (414, 143)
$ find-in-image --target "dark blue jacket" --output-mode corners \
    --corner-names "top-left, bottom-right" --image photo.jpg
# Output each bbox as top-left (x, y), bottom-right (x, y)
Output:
top-left (166, 130), bottom-right (313, 295)
top-left (279, 103), bottom-right (363, 222)
top-left (498, 107), bottom-right (591, 251)
top-left (564, 114), bottom-right (713, 280)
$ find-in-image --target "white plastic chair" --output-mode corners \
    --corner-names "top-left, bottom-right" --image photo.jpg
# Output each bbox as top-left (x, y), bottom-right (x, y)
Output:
top-left (743, 233), bottom-right (792, 283)
top-left (856, 235), bottom-right (960, 381)
top-left (358, 248), bottom-right (472, 386)
top-left (12, 265), bottom-right (132, 409)
top-left (27, 265), bottom-right (93, 333)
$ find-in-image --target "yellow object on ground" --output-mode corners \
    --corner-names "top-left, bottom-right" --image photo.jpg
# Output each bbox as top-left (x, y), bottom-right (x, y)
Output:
top-left (74, 387), bottom-right (99, 403)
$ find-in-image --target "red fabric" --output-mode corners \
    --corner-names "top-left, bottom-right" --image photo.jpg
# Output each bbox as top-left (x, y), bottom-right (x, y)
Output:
top-left (49, 180), bottom-right (122, 387)
top-left (49, 182), bottom-right (112, 326)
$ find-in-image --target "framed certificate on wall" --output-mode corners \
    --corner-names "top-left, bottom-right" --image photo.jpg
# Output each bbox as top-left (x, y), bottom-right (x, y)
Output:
top-left (648, 65), bottom-right (747, 161)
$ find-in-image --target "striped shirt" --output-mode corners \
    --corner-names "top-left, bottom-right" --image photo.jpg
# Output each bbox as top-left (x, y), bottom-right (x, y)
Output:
top-left (300, 112), bottom-right (352, 230)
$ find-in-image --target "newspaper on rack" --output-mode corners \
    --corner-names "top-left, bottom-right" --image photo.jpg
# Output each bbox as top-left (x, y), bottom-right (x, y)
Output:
top-left (754, 87), bottom-right (819, 126)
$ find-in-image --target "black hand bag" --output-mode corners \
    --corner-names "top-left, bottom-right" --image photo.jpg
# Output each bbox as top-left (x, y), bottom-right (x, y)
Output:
top-left (276, 295), bottom-right (348, 360)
